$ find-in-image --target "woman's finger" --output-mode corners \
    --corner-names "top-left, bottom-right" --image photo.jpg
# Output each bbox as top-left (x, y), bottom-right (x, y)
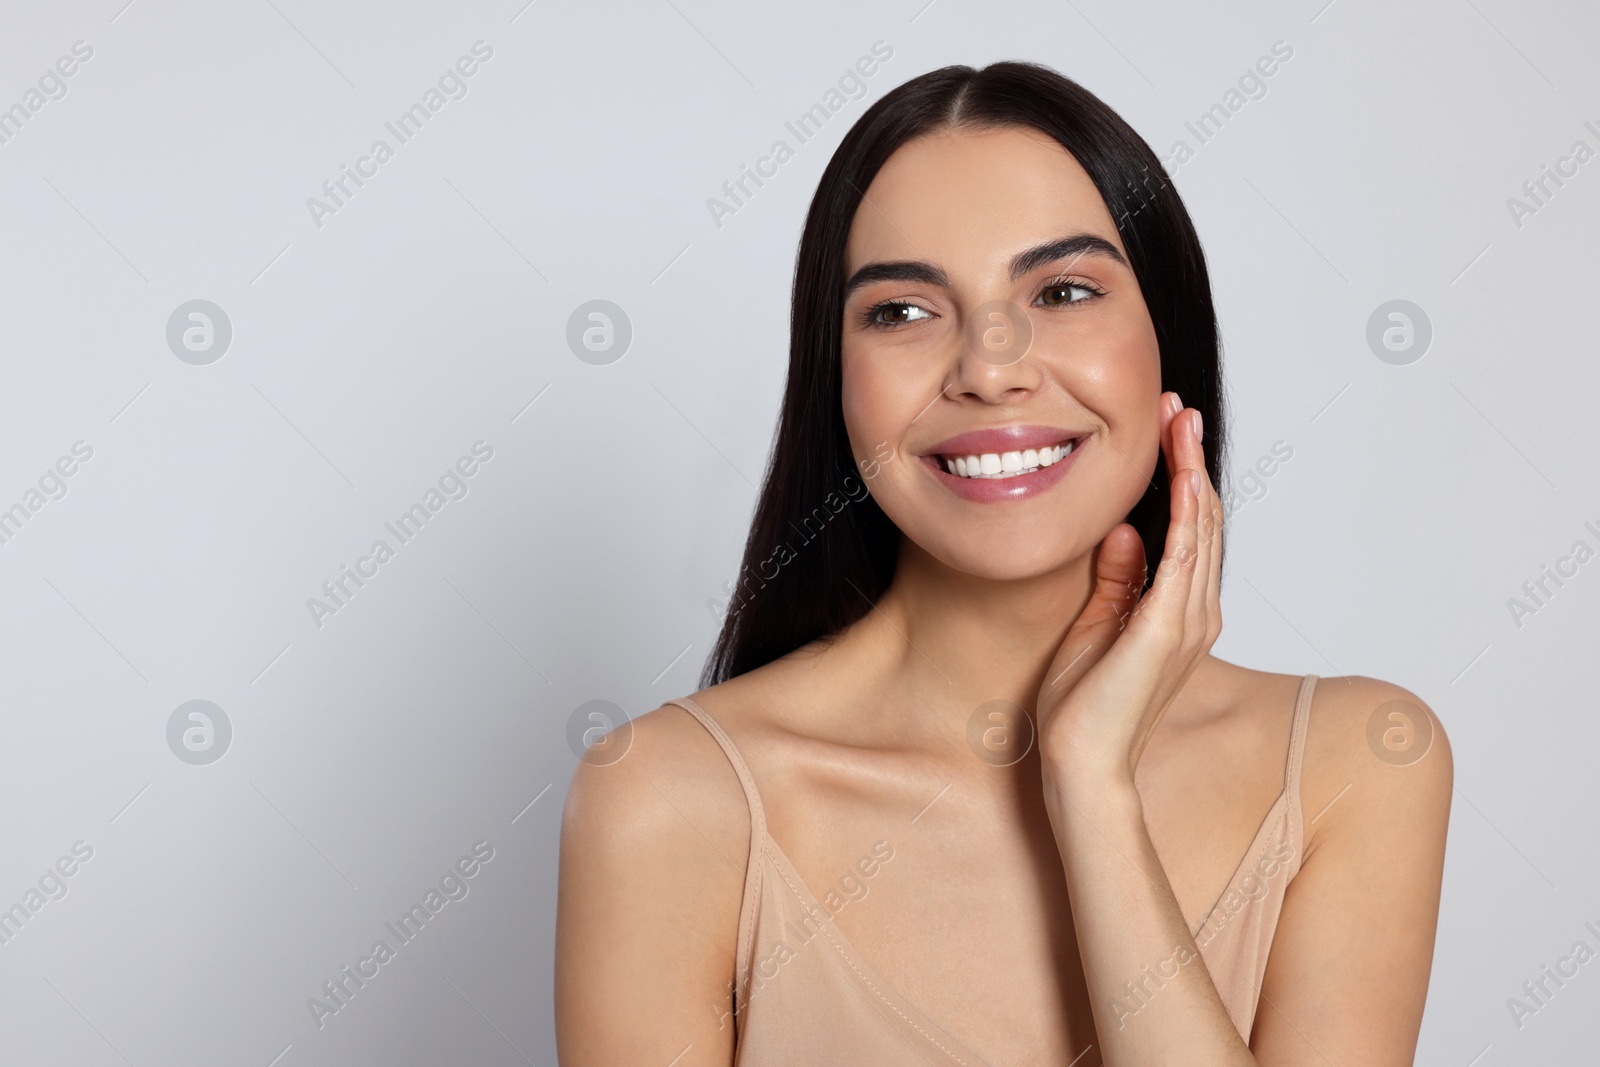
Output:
top-left (1141, 448), bottom-right (1202, 633)
top-left (1165, 404), bottom-right (1218, 642)
top-left (1040, 525), bottom-right (1146, 705)
top-left (1183, 408), bottom-right (1216, 629)
top-left (1202, 427), bottom-right (1223, 640)
top-left (1077, 524), bottom-right (1147, 631)
top-left (1205, 482), bottom-right (1224, 642)
top-left (1159, 392), bottom-right (1183, 487)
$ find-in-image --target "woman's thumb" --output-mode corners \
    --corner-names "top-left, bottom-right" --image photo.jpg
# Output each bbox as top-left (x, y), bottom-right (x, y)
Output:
top-left (1039, 524), bottom-right (1146, 704)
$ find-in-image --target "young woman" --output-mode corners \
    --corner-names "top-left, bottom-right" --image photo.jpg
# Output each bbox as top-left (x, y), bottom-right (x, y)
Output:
top-left (556, 61), bottom-right (1451, 1066)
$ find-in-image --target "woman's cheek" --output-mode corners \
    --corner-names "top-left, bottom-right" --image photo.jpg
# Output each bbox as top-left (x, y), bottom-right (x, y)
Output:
top-left (1069, 330), bottom-right (1161, 439)
top-left (837, 367), bottom-right (907, 506)
top-left (838, 348), bottom-right (874, 454)
top-left (840, 351), bottom-right (906, 454)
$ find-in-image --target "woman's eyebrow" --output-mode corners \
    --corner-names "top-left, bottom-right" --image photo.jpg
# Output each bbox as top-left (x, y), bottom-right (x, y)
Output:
top-left (842, 233), bottom-right (1129, 299)
top-left (1008, 233), bottom-right (1128, 279)
top-left (840, 259), bottom-right (948, 300)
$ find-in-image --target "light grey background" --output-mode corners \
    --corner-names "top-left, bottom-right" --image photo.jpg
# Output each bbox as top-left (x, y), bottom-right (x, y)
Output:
top-left (0, 0), bottom-right (1595, 1063)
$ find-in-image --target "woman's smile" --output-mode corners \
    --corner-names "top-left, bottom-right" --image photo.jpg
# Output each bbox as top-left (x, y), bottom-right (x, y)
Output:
top-left (917, 423), bottom-right (1089, 502)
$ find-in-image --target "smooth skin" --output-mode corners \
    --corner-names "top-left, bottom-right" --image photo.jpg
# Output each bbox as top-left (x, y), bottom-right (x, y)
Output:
top-left (556, 126), bottom-right (1451, 1065)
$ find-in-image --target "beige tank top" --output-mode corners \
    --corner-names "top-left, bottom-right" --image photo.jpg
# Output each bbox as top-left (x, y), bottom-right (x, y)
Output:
top-left (665, 673), bottom-right (1316, 1062)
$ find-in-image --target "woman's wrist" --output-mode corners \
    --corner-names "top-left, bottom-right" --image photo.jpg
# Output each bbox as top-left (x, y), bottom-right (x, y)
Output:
top-left (1041, 759), bottom-right (1144, 830)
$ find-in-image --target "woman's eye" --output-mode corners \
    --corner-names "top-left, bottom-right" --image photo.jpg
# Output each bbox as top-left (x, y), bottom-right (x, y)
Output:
top-left (867, 302), bottom-right (932, 327)
top-left (1039, 280), bottom-right (1099, 306)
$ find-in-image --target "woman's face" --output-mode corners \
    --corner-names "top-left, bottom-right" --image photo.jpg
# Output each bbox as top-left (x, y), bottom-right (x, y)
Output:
top-left (840, 124), bottom-right (1165, 580)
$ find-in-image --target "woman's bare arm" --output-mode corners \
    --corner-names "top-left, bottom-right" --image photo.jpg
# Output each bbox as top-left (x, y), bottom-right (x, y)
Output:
top-left (1035, 397), bottom-right (1256, 1062)
top-left (1046, 677), bottom-right (1450, 1065)
top-left (555, 707), bottom-right (746, 1066)
top-left (1035, 397), bottom-right (1450, 1064)
top-left (1249, 678), bottom-right (1452, 1062)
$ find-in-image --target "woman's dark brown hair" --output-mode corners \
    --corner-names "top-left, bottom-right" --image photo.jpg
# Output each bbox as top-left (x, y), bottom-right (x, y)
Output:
top-left (701, 60), bottom-right (1227, 688)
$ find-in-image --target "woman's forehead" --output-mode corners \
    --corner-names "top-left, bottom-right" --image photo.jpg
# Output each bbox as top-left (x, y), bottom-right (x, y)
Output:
top-left (844, 127), bottom-right (1127, 272)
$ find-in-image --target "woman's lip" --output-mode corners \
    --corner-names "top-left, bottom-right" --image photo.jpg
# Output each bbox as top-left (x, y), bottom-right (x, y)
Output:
top-left (921, 437), bottom-right (1085, 503)
top-left (922, 424), bottom-right (1082, 458)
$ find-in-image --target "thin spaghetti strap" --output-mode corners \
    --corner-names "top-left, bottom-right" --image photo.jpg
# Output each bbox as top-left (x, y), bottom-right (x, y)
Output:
top-left (1283, 674), bottom-right (1317, 877)
top-left (663, 695), bottom-right (769, 842)
top-left (661, 694), bottom-right (768, 1009)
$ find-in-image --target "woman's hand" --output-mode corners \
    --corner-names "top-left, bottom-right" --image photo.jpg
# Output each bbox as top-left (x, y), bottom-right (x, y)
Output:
top-left (1034, 391), bottom-right (1224, 791)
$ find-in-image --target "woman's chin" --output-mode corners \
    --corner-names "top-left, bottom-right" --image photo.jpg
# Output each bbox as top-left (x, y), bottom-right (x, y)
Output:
top-left (911, 536), bottom-right (1093, 584)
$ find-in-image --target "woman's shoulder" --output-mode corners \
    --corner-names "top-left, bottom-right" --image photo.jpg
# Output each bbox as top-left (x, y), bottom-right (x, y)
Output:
top-left (1295, 672), bottom-right (1452, 779)
top-left (554, 671), bottom-right (801, 1061)
top-left (558, 654), bottom-right (809, 871)
top-left (560, 703), bottom-right (744, 864)
top-left (1191, 660), bottom-right (1452, 836)
top-left (1202, 660), bottom-right (1451, 768)
top-left (1287, 670), bottom-right (1454, 853)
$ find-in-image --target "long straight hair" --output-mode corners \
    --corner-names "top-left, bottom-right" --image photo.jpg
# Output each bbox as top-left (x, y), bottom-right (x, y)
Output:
top-left (701, 61), bottom-right (1227, 688)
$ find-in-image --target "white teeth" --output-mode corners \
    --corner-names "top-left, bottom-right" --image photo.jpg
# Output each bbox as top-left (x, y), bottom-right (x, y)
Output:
top-left (940, 439), bottom-right (1076, 479)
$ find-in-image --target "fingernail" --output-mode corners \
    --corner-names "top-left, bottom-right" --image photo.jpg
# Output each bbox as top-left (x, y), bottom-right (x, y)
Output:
top-left (1189, 469), bottom-right (1203, 497)
top-left (1191, 410), bottom-right (1203, 442)
top-left (1169, 394), bottom-right (1182, 418)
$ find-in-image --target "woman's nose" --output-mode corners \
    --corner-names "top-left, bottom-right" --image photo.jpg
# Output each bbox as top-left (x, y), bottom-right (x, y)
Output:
top-left (946, 299), bottom-right (1043, 402)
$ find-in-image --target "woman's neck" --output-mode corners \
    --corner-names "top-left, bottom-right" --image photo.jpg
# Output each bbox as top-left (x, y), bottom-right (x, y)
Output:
top-left (831, 538), bottom-right (1100, 722)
